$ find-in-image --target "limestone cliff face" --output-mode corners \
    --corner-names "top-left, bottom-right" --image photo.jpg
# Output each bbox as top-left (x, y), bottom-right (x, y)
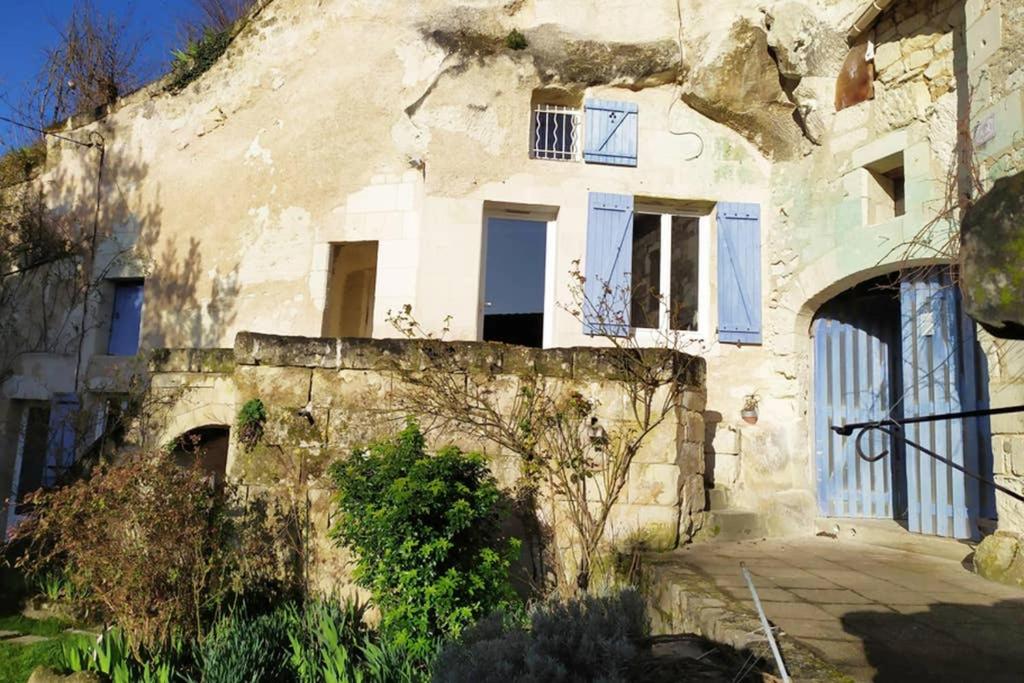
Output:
top-left (962, 171), bottom-right (1024, 340)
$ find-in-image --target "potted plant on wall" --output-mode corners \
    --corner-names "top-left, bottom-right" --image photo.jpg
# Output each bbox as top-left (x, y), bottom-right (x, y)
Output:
top-left (741, 393), bottom-right (759, 425)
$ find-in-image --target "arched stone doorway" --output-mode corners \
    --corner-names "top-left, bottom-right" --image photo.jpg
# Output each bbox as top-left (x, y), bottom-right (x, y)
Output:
top-left (811, 271), bottom-right (995, 539)
top-left (170, 425), bottom-right (230, 485)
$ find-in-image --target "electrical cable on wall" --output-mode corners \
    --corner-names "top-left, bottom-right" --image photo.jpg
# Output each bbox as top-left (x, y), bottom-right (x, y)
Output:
top-left (670, 0), bottom-right (704, 162)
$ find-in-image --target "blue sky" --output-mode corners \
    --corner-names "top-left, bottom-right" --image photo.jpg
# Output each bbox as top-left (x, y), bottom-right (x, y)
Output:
top-left (0, 0), bottom-right (195, 149)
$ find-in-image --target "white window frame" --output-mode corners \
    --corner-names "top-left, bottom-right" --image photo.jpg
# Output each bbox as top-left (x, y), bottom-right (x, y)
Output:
top-left (479, 205), bottom-right (559, 349)
top-left (530, 104), bottom-right (582, 162)
top-left (630, 208), bottom-right (711, 347)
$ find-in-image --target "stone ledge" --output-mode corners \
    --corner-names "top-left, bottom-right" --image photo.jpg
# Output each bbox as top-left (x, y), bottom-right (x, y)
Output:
top-left (641, 555), bottom-right (850, 681)
top-left (233, 332), bottom-right (706, 385)
top-left (148, 348), bottom-right (235, 374)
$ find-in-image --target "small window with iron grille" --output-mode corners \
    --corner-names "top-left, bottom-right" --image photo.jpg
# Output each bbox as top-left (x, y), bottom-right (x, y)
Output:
top-left (531, 103), bottom-right (581, 161)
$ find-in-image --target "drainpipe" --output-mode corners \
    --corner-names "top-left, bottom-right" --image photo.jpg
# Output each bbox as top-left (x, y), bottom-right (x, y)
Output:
top-left (847, 0), bottom-right (897, 42)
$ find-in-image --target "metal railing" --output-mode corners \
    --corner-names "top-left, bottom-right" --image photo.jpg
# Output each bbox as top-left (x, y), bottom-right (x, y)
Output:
top-left (531, 104), bottom-right (581, 161)
top-left (832, 404), bottom-right (1024, 504)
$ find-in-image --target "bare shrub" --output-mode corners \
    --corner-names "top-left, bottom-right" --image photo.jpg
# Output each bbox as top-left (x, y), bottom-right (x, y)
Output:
top-left (9, 451), bottom-right (284, 652)
top-left (387, 264), bottom-right (701, 594)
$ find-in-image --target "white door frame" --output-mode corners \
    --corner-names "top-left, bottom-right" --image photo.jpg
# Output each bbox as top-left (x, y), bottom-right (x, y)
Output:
top-left (480, 204), bottom-right (560, 348)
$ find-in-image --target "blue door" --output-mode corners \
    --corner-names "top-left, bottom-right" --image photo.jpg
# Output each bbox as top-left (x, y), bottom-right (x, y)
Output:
top-left (814, 273), bottom-right (994, 539)
top-left (813, 290), bottom-right (902, 519)
top-left (108, 281), bottom-right (144, 356)
top-left (900, 275), bottom-right (990, 539)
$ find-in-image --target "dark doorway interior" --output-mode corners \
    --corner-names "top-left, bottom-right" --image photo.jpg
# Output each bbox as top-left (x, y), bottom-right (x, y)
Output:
top-left (172, 425), bottom-right (230, 485)
top-left (483, 218), bottom-right (546, 348)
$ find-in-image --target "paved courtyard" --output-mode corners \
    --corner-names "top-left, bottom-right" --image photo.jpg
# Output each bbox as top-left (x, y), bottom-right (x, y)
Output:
top-left (672, 536), bottom-right (1024, 682)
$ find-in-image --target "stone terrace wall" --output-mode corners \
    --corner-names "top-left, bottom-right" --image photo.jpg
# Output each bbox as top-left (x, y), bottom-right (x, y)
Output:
top-left (147, 332), bottom-right (707, 590)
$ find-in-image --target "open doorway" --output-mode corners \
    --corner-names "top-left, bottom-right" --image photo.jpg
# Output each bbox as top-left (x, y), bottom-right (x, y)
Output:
top-left (482, 218), bottom-right (549, 348)
top-left (170, 425), bottom-right (230, 486)
top-left (322, 242), bottom-right (378, 338)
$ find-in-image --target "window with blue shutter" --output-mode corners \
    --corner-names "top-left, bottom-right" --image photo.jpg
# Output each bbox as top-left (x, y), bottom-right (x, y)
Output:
top-left (583, 192), bottom-right (634, 336)
top-left (108, 280), bottom-right (144, 356)
top-left (716, 202), bottom-right (762, 344)
top-left (583, 100), bottom-right (638, 167)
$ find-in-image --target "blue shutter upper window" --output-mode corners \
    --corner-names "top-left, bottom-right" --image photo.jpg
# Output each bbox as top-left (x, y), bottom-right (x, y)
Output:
top-left (583, 192), bottom-right (634, 336)
top-left (716, 202), bottom-right (762, 344)
top-left (583, 99), bottom-right (638, 167)
top-left (107, 281), bottom-right (144, 356)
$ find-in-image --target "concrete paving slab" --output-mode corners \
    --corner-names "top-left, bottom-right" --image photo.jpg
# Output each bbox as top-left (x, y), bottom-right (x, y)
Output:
top-left (652, 536), bottom-right (1024, 681)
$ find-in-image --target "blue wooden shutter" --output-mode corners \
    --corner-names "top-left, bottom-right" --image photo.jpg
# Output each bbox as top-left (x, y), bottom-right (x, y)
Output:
top-left (108, 281), bottom-right (144, 356)
top-left (583, 100), bottom-right (638, 167)
top-left (717, 202), bottom-right (762, 344)
top-left (583, 192), bottom-right (633, 336)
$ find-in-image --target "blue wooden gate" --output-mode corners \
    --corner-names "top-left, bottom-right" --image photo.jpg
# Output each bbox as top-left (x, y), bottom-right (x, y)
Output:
top-left (813, 293), bottom-right (900, 519)
top-left (814, 273), bottom-right (993, 539)
top-left (900, 275), bottom-right (981, 539)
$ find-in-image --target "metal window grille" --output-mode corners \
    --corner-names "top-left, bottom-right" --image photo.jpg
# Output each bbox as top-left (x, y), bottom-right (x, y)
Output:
top-left (531, 105), bottom-right (581, 161)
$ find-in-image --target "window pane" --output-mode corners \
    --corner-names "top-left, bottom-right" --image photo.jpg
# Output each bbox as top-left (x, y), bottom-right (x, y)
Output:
top-left (670, 216), bottom-right (700, 331)
top-left (533, 108), bottom-right (577, 160)
top-left (630, 213), bottom-right (661, 329)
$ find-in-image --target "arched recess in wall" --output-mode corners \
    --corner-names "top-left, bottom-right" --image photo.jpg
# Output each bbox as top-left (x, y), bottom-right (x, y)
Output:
top-left (805, 265), bottom-right (996, 540)
top-left (169, 424), bottom-right (230, 485)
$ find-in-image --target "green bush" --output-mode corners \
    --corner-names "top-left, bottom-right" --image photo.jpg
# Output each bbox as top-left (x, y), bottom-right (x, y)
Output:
top-left (434, 589), bottom-right (649, 683)
top-left (504, 29), bottom-right (528, 50)
top-left (236, 397), bottom-right (268, 450)
top-left (168, 28), bottom-right (234, 92)
top-left (329, 423), bottom-right (520, 655)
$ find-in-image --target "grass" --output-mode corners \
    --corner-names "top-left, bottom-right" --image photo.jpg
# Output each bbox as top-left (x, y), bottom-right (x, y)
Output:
top-left (0, 615), bottom-right (91, 683)
top-left (0, 615), bottom-right (70, 638)
top-left (0, 637), bottom-right (65, 683)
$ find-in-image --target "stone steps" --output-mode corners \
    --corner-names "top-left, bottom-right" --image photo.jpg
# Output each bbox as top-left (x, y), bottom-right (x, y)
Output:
top-left (694, 508), bottom-right (765, 543)
top-left (706, 487), bottom-right (730, 511)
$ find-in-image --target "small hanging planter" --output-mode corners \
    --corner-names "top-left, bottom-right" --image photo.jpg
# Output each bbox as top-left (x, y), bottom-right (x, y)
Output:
top-left (741, 393), bottom-right (759, 425)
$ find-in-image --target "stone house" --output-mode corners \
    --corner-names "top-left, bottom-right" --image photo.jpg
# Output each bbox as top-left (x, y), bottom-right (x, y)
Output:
top-left (2, 0), bottom-right (1023, 574)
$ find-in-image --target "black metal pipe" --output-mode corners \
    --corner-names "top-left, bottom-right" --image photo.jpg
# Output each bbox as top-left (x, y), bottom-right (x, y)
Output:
top-left (831, 404), bottom-right (1024, 437)
top-left (860, 423), bottom-right (1024, 505)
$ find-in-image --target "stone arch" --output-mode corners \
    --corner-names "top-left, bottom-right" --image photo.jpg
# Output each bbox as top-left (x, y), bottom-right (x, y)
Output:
top-left (782, 258), bottom-right (947, 503)
top-left (793, 258), bottom-right (948, 339)
top-left (169, 423), bottom-right (230, 485)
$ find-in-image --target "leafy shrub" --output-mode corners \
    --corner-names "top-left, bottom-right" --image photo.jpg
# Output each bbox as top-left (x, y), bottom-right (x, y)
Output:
top-left (434, 588), bottom-right (649, 683)
top-left (329, 423), bottom-right (520, 655)
top-left (236, 397), bottom-right (267, 450)
top-left (168, 28), bottom-right (234, 92)
top-left (504, 29), bottom-right (528, 50)
top-left (11, 452), bottom-right (282, 652)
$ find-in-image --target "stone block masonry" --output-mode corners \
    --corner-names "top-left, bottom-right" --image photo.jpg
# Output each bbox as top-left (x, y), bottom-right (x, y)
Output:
top-left (147, 332), bottom-right (707, 589)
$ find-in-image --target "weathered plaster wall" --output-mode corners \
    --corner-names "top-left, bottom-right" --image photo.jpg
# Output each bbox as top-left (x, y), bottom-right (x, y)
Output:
top-left (8, 0), bottom-right (1022, 544)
